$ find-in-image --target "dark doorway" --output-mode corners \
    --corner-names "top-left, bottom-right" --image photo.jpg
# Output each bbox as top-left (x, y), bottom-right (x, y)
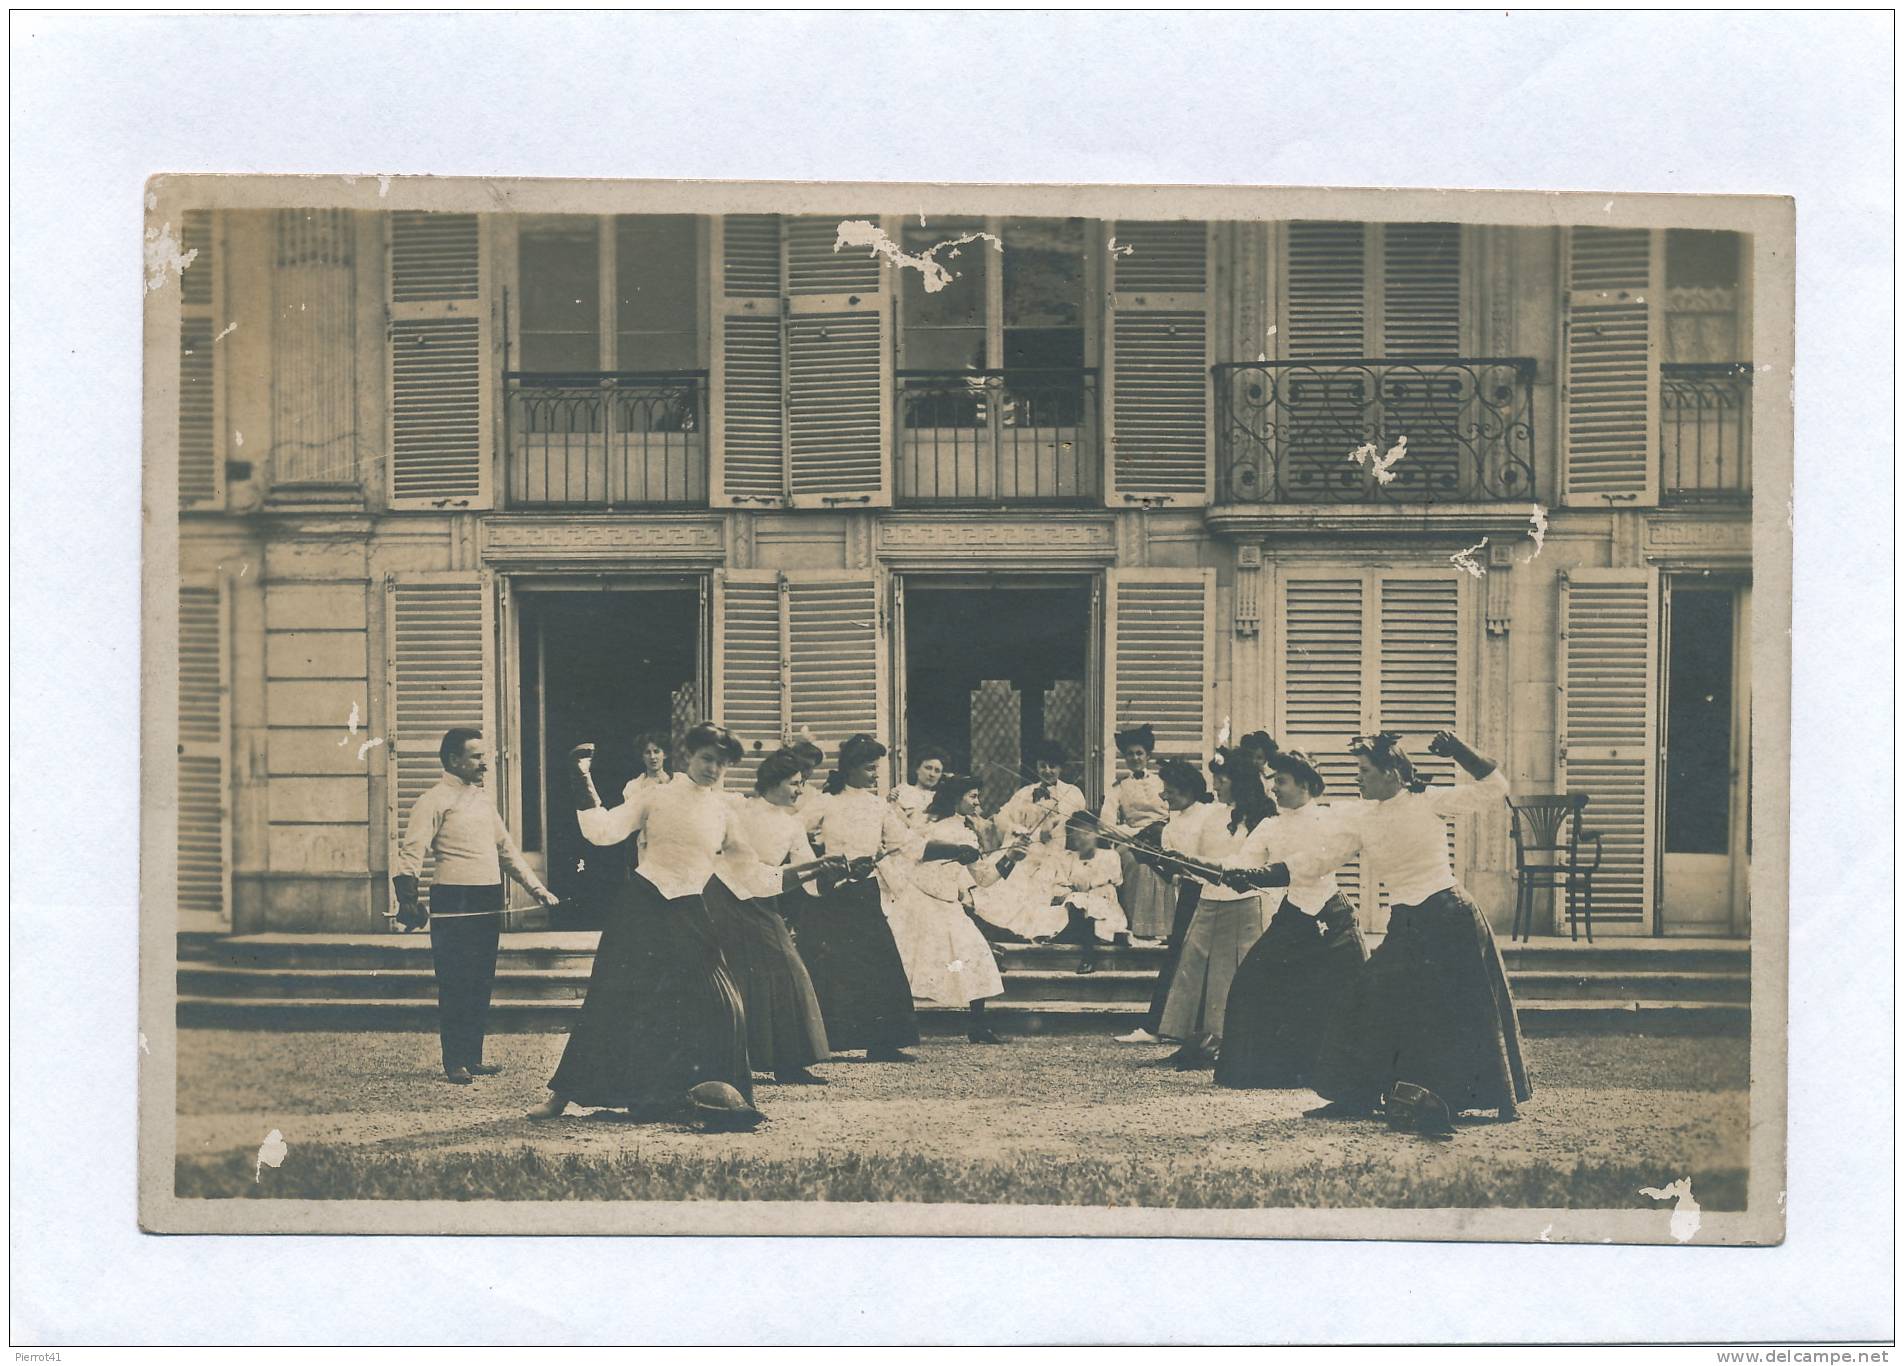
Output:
top-left (901, 579), bottom-right (1094, 811)
top-left (517, 587), bottom-right (700, 929)
top-left (1662, 587), bottom-right (1734, 856)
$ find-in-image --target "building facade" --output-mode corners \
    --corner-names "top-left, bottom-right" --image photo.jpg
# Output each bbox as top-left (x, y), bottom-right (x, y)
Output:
top-left (174, 206), bottom-right (1757, 940)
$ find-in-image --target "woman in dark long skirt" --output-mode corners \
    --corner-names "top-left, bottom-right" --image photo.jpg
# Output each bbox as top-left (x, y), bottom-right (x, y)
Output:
top-left (1114, 759), bottom-right (1211, 1045)
top-left (1297, 731), bottom-right (1532, 1127)
top-left (527, 724), bottom-right (761, 1123)
top-left (704, 748), bottom-right (839, 1085)
top-left (797, 734), bottom-right (925, 1060)
top-left (1213, 744), bottom-right (1368, 1089)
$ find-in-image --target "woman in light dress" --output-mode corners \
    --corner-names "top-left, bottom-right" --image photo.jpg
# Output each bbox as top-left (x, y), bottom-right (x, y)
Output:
top-left (968, 738), bottom-right (1088, 942)
top-left (888, 746), bottom-right (949, 832)
top-left (1116, 758), bottom-right (1216, 1045)
top-left (1100, 724), bottom-right (1173, 940)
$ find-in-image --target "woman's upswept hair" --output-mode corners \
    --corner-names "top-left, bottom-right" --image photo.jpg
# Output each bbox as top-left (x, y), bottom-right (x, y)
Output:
top-left (634, 730), bottom-right (673, 769)
top-left (1349, 731), bottom-right (1429, 793)
top-left (753, 748), bottom-right (807, 797)
top-left (1211, 747), bottom-right (1277, 833)
top-left (926, 773), bottom-right (983, 820)
top-left (681, 722), bottom-right (744, 765)
top-left (1156, 758), bottom-right (1209, 805)
top-left (910, 744), bottom-right (951, 778)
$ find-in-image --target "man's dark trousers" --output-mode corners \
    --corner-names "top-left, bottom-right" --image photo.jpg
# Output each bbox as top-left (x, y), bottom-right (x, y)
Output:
top-left (428, 884), bottom-right (504, 1071)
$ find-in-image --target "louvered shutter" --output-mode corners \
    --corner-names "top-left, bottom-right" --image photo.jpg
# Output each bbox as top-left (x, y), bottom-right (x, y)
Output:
top-left (1379, 224), bottom-right (1465, 498)
top-left (1562, 227), bottom-right (1659, 505)
top-left (783, 216), bottom-right (891, 506)
top-left (178, 210), bottom-right (224, 510)
top-left (386, 212), bottom-right (493, 509)
top-left (1277, 574), bottom-right (1369, 913)
top-left (1106, 221), bottom-right (1210, 504)
top-left (712, 570), bottom-right (787, 791)
top-left (711, 215), bottom-right (787, 505)
top-left (384, 572), bottom-right (496, 886)
top-left (1372, 573), bottom-right (1465, 922)
top-left (1558, 568), bottom-right (1658, 928)
top-left (178, 575), bottom-right (231, 923)
top-left (786, 573), bottom-right (883, 756)
top-left (1279, 221), bottom-right (1369, 497)
top-left (1104, 569), bottom-right (1214, 789)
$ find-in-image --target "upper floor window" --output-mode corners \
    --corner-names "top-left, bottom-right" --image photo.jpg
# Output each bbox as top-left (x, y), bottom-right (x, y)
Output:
top-left (1663, 229), bottom-right (1746, 364)
top-left (516, 214), bottom-right (701, 372)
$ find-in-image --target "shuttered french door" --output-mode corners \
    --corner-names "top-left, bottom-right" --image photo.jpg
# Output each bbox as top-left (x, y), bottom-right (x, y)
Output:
top-left (178, 575), bottom-right (231, 924)
top-left (386, 212), bottom-right (493, 509)
top-left (1557, 568), bottom-right (1658, 929)
top-left (1105, 220), bottom-right (1211, 505)
top-left (1561, 227), bottom-right (1660, 505)
top-left (711, 214), bottom-right (788, 505)
top-left (1274, 567), bottom-right (1469, 930)
top-left (784, 216), bottom-right (892, 507)
top-left (712, 570), bottom-right (884, 791)
top-left (178, 210), bottom-right (225, 511)
top-left (384, 572), bottom-right (496, 887)
top-left (1102, 569), bottom-right (1215, 794)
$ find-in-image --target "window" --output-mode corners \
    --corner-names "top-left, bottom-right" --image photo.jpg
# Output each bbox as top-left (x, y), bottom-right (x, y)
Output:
top-left (1663, 228), bottom-right (1746, 364)
top-left (516, 214), bottom-right (700, 373)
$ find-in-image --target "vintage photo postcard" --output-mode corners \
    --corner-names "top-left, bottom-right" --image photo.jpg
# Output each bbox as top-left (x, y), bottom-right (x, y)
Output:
top-left (140, 176), bottom-right (1791, 1243)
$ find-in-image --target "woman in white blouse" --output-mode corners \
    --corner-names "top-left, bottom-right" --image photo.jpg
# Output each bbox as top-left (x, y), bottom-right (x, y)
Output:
top-left (1212, 742), bottom-right (1368, 1089)
top-left (1101, 724), bottom-right (1173, 940)
top-left (1116, 759), bottom-right (1215, 1045)
top-left (1247, 731), bottom-right (1530, 1129)
top-left (704, 748), bottom-right (841, 1086)
top-left (967, 739), bottom-right (1088, 941)
top-left (798, 734), bottom-right (927, 1062)
top-left (528, 723), bottom-right (761, 1124)
top-left (887, 746), bottom-right (948, 832)
top-left (1154, 749), bottom-right (1276, 1069)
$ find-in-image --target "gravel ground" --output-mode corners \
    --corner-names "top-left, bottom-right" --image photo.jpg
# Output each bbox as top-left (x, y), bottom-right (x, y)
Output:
top-left (176, 1030), bottom-right (1749, 1205)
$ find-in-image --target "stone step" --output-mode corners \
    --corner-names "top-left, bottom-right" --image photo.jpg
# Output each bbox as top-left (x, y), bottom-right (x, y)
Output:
top-left (1506, 969), bottom-right (1749, 1002)
top-left (175, 994), bottom-right (1747, 1037)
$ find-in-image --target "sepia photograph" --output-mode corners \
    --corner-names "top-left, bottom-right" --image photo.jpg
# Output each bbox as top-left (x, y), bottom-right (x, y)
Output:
top-left (143, 175), bottom-right (1790, 1242)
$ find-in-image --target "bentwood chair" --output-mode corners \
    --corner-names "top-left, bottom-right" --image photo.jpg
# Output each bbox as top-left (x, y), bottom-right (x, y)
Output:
top-left (1507, 794), bottom-right (1604, 942)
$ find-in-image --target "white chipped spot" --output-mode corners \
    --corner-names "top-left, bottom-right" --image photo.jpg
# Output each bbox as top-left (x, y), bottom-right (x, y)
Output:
top-left (1347, 436), bottom-right (1408, 485)
top-left (1451, 537), bottom-right (1489, 579)
top-left (256, 1129), bottom-right (288, 1182)
top-left (576, 858), bottom-right (586, 873)
top-left (946, 959), bottom-right (966, 974)
top-left (1639, 1177), bottom-right (1702, 1242)
top-left (144, 221), bottom-right (199, 293)
top-left (233, 430), bottom-right (245, 448)
top-left (338, 701), bottom-right (363, 747)
top-left (145, 189), bottom-right (159, 211)
top-left (1215, 716), bottom-right (1232, 747)
top-left (1107, 237), bottom-right (1135, 257)
top-left (1527, 505), bottom-right (1549, 557)
top-left (357, 736), bottom-right (385, 760)
top-left (1539, 1222), bottom-right (1552, 1242)
top-left (215, 321), bottom-right (238, 343)
top-left (834, 219), bottom-right (1000, 293)
top-left (377, 174), bottom-right (392, 197)
top-left (139, 1031), bottom-right (151, 1055)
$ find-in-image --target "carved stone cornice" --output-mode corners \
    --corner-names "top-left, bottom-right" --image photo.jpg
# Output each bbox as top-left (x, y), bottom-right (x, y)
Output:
top-left (875, 513), bottom-right (1119, 565)
top-left (480, 514), bottom-right (727, 565)
top-left (1204, 503), bottom-right (1546, 542)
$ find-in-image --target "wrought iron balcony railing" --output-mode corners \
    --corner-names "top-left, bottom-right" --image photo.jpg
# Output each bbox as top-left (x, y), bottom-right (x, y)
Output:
top-left (897, 367), bottom-right (1100, 504)
top-left (505, 371), bottom-right (707, 507)
top-left (1660, 362), bottom-right (1752, 502)
top-left (1215, 358), bottom-right (1537, 505)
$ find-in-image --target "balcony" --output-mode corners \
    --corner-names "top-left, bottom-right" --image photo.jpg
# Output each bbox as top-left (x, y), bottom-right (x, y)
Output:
top-left (505, 371), bottom-right (707, 507)
top-left (1661, 363), bottom-right (1752, 502)
top-left (896, 368), bottom-right (1099, 505)
top-left (1214, 359), bottom-right (1537, 505)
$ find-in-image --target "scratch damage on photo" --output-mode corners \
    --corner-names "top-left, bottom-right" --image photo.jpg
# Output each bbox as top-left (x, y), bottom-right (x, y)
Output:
top-left (835, 219), bottom-right (1001, 293)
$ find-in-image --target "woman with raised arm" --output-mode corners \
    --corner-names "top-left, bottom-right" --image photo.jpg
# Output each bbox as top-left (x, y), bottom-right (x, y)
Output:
top-left (1153, 748), bottom-right (1276, 1070)
top-left (528, 722), bottom-right (762, 1126)
top-left (1244, 731), bottom-right (1531, 1132)
top-left (704, 748), bottom-right (842, 1087)
top-left (798, 734), bottom-right (927, 1062)
top-left (1212, 741), bottom-right (1369, 1089)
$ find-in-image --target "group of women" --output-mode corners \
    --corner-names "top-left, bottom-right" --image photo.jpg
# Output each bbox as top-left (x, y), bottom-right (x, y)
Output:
top-left (523, 715), bottom-right (1532, 1137)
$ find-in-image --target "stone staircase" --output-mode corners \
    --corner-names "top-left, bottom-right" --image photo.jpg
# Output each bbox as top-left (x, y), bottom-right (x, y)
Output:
top-left (177, 932), bottom-right (1750, 1036)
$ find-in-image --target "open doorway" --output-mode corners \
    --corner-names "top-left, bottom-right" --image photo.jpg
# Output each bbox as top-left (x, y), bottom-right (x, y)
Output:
top-left (516, 585), bottom-right (701, 929)
top-left (898, 576), bottom-right (1097, 811)
top-left (1658, 576), bottom-right (1751, 935)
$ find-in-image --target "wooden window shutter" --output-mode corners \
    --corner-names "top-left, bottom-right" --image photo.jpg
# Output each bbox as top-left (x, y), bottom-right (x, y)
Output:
top-left (785, 572), bottom-right (884, 755)
top-left (711, 569), bottom-right (787, 791)
top-left (1372, 572), bottom-right (1466, 922)
top-left (1557, 568), bottom-right (1658, 928)
top-left (384, 571), bottom-right (496, 886)
top-left (782, 216), bottom-right (891, 507)
top-left (711, 215), bottom-right (788, 506)
top-left (1562, 226), bottom-right (1660, 505)
top-left (1379, 223), bottom-right (1463, 355)
top-left (1106, 221), bottom-right (1210, 505)
top-left (178, 210), bottom-right (225, 510)
top-left (1282, 221), bottom-right (1369, 358)
top-left (1275, 573), bottom-right (1369, 914)
top-left (178, 574), bottom-right (232, 924)
top-left (272, 209), bottom-right (359, 486)
top-left (386, 212), bottom-right (493, 510)
top-left (1104, 568), bottom-right (1215, 774)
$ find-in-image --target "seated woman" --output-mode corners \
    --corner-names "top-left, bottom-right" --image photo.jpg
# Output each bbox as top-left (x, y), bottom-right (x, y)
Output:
top-left (704, 748), bottom-right (840, 1086)
top-left (968, 739), bottom-right (1087, 942)
top-left (888, 746), bottom-right (949, 833)
top-left (1212, 741), bottom-right (1368, 1090)
top-left (798, 734), bottom-right (926, 1062)
top-left (529, 723), bottom-right (759, 1124)
top-left (886, 773), bottom-right (1012, 1043)
top-left (1048, 811), bottom-right (1128, 975)
top-left (1259, 731), bottom-right (1532, 1130)
top-left (1154, 749), bottom-right (1276, 1070)
top-left (1100, 724), bottom-right (1173, 941)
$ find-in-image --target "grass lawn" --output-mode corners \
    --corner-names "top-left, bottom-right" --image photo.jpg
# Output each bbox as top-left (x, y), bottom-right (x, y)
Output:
top-left (174, 1031), bottom-right (1749, 1209)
